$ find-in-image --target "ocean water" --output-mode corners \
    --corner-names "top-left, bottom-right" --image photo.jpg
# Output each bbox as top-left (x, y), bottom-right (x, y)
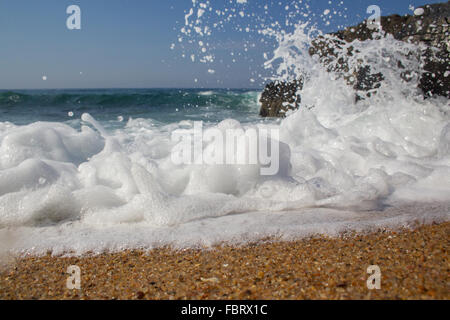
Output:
top-left (0, 89), bottom-right (263, 127)
top-left (1, 4), bottom-right (450, 256)
top-left (0, 81), bottom-right (449, 256)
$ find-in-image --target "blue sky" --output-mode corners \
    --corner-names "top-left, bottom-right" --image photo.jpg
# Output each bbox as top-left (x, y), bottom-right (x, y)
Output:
top-left (0, 0), bottom-right (445, 89)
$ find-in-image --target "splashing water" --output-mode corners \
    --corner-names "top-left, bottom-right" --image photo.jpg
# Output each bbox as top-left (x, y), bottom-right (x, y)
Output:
top-left (0, 1), bottom-right (449, 255)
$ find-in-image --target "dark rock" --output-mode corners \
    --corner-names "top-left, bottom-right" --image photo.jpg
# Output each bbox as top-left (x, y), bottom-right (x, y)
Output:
top-left (260, 1), bottom-right (450, 117)
top-left (259, 79), bottom-right (303, 118)
top-left (421, 46), bottom-right (450, 97)
top-left (354, 66), bottom-right (385, 101)
top-left (313, 1), bottom-right (450, 99)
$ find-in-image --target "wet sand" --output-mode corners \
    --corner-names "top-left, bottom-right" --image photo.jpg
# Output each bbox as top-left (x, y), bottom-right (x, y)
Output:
top-left (0, 222), bottom-right (448, 300)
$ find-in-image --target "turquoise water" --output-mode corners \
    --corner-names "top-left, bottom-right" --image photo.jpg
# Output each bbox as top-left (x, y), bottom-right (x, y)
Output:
top-left (0, 88), bottom-right (263, 128)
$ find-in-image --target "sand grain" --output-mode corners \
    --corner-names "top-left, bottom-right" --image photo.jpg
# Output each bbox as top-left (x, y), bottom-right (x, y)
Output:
top-left (0, 222), bottom-right (448, 300)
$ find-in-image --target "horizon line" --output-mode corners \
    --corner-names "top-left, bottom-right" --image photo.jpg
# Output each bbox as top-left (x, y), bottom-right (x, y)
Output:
top-left (0, 87), bottom-right (264, 91)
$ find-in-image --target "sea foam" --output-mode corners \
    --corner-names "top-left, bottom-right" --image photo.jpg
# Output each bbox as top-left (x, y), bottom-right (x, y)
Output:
top-left (0, 83), bottom-right (448, 255)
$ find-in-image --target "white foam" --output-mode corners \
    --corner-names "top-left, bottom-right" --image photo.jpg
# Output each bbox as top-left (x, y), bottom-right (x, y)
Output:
top-left (0, 96), bottom-right (448, 255)
top-left (199, 90), bottom-right (215, 96)
top-left (2, 202), bottom-right (448, 256)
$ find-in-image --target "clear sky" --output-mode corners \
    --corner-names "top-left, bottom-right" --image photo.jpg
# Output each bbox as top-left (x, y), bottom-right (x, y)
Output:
top-left (0, 0), bottom-right (446, 89)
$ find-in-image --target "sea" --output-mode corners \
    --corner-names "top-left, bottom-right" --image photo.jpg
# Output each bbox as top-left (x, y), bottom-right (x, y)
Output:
top-left (0, 84), bottom-right (448, 256)
top-left (0, 4), bottom-right (449, 255)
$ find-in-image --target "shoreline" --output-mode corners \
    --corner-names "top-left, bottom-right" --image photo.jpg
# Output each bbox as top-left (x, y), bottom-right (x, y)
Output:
top-left (0, 222), bottom-right (448, 300)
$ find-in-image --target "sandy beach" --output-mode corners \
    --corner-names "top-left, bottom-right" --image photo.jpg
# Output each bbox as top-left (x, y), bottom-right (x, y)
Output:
top-left (0, 222), bottom-right (448, 300)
